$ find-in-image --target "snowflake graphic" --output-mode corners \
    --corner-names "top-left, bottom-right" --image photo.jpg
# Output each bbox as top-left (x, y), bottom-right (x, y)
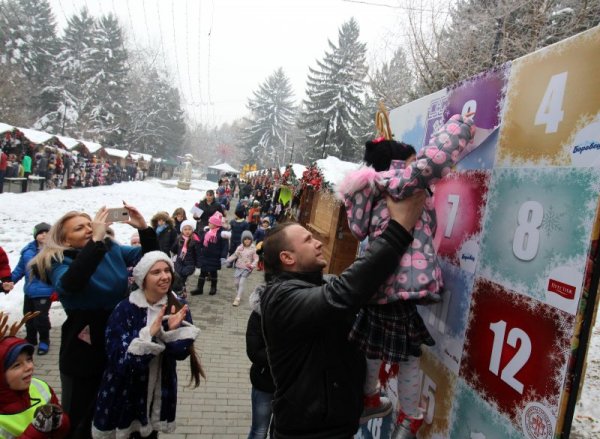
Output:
top-left (541, 205), bottom-right (565, 237)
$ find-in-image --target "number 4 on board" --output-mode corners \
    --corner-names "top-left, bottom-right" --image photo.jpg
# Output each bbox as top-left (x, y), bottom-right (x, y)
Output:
top-left (534, 72), bottom-right (567, 134)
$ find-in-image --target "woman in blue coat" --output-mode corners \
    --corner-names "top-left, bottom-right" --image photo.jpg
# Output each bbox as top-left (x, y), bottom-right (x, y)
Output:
top-left (92, 251), bottom-right (203, 439)
top-left (30, 204), bottom-right (158, 439)
top-left (10, 222), bottom-right (54, 355)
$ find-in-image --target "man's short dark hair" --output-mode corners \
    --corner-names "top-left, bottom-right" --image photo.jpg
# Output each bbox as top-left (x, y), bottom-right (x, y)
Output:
top-left (263, 222), bottom-right (298, 276)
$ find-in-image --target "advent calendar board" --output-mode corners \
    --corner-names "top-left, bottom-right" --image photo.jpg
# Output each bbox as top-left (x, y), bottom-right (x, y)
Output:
top-left (355, 26), bottom-right (600, 439)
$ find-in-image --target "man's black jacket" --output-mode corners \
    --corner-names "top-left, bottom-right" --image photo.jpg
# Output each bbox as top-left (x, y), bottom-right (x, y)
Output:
top-left (261, 220), bottom-right (413, 439)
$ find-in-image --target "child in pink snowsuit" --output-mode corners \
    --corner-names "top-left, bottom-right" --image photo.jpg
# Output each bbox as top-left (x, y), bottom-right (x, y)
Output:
top-left (338, 114), bottom-right (475, 436)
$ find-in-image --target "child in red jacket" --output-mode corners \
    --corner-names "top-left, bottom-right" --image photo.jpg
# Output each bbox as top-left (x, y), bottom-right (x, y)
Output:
top-left (0, 312), bottom-right (70, 439)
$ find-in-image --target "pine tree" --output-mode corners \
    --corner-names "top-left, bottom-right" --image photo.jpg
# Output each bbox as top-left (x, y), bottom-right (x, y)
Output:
top-left (242, 68), bottom-right (296, 168)
top-left (298, 18), bottom-right (369, 163)
top-left (127, 59), bottom-right (186, 158)
top-left (35, 7), bottom-right (98, 137)
top-left (88, 13), bottom-right (130, 146)
top-left (0, 0), bottom-right (60, 124)
top-left (369, 47), bottom-right (416, 109)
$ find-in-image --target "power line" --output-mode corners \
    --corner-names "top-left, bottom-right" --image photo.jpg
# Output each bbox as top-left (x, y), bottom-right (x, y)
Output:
top-left (197, 0), bottom-right (206, 124)
top-left (153, 0), bottom-right (172, 79)
top-left (207, 0), bottom-right (216, 125)
top-left (55, 0), bottom-right (70, 22)
top-left (170, 0), bottom-right (188, 112)
top-left (184, 0), bottom-right (199, 124)
top-left (123, 0), bottom-right (140, 53)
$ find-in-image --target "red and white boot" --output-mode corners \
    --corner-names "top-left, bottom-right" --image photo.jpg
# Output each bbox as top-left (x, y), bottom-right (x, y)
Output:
top-left (359, 392), bottom-right (393, 424)
top-left (391, 409), bottom-right (424, 439)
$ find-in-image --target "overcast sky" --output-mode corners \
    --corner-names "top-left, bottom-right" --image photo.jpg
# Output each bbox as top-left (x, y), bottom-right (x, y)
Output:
top-left (47, 0), bottom-right (447, 127)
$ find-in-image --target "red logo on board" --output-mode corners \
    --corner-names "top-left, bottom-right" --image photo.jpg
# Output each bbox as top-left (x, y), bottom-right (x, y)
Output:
top-left (547, 279), bottom-right (576, 300)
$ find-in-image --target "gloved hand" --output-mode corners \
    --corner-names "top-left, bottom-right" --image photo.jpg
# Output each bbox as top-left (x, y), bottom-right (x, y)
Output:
top-left (32, 404), bottom-right (63, 432)
top-left (220, 258), bottom-right (227, 266)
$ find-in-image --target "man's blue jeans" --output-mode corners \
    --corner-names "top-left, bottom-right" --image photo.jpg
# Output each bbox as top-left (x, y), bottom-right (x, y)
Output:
top-left (247, 387), bottom-right (273, 439)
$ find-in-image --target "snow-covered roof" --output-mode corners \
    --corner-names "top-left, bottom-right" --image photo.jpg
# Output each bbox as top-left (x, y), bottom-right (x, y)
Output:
top-left (0, 122), bottom-right (15, 134)
top-left (56, 135), bottom-right (82, 150)
top-left (209, 162), bottom-right (239, 173)
top-left (103, 147), bottom-right (129, 159)
top-left (130, 152), bottom-right (152, 161)
top-left (315, 155), bottom-right (360, 187)
top-left (291, 163), bottom-right (306, 178)
top-left (278, 163), bottom-right (307, 178)
top-left (80, 140), bottom-right (103, 154)
top-left (17, 127), bottom-right (56, 145)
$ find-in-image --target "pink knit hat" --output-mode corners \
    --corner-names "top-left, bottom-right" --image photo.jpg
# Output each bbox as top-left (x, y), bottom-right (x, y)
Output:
top-left (209, 211), bottom-right (223, 227)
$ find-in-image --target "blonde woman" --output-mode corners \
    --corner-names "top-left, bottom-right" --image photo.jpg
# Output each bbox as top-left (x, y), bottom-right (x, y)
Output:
top-left (31, 203), bottom-right (158, 439)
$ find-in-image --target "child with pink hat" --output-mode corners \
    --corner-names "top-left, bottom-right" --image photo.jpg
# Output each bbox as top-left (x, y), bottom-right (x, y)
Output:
top-left (191, 211), bottom-right (229, 296)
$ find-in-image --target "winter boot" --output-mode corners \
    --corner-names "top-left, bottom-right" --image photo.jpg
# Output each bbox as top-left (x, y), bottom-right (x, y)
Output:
top-left (360, 392), bottom-right (393, 424)
top-left (209, 277), bottom-right (218, 295)
top-left (190, 277), bottom-right (205, 296)
top-left (391, 409), bottom-right (425, 439)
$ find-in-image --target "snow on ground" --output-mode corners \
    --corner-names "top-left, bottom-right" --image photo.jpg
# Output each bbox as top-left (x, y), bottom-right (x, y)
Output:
top-left (0, 178), bottom-right (216, 322)
top-left (0, 178), bottom-right (598, 436)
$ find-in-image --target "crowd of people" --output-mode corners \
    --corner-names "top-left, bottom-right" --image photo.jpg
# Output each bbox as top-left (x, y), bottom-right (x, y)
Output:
top-left (0, 110), bottom-right (462, 439)
top-left (0, 148), bottom-right (149, 194)
top-left (0, 175), bottom-right (290, 439)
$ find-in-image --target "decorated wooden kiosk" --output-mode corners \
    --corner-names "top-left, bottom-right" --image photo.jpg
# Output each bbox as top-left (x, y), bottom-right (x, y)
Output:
top-left (298, 156), bottom-right (360, 275)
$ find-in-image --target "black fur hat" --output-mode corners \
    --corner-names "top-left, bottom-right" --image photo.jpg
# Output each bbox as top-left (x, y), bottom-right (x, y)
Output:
top-left (363, 139), bottom-right (417, 172)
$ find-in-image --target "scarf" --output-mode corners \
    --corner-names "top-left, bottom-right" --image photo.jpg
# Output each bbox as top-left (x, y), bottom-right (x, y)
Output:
top-left (203, 227), bottom-right (220, 247)
top-left (180, 235), bottom-right (190, 257)
top-left (156, 224), bottom-right (167, 235)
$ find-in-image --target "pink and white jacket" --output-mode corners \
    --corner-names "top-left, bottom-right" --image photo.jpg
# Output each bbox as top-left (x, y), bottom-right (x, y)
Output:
top-left (227, 243), bottom-right (259, 270)
top-left (338, 114), bottom-right (475, 305)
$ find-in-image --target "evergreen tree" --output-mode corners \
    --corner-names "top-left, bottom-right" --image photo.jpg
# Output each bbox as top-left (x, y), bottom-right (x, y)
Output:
top-left (369, 47), bottom-right (416, 109)
top-left (88, 13), bottom-right (130, 146)
top-left (0, 0), bottom-right (59, 124)
top-left (298, 18), bottom-right (369, 163)
top-left (242, 67), bottom-right (296, 168)
top-left (35, 7), bottom-right (97, 137)
top-left (126, 59), bottom-right (186, 158)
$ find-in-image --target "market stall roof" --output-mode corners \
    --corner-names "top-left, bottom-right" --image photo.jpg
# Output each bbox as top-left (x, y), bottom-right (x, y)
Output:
top-left (17, 127), bottom-right (56, 145)
top-left (0, 122), bottom-right (15, 134)
top-left (315, 155), bottom-right (360, 188)
top-left (56, 135), bottom-right (83, 150)
top-left (80, 140), bottom-right (103, 154)
top-left (209, 162), bottom-right (239, 173)
top-left (130, 151), bottom-right (153, 161)
top-left (103, 147), bottom-right (129, 159)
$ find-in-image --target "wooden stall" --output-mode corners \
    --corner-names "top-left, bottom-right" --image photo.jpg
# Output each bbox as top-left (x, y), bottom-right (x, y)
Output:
top-left (298, 156), bottom-right (360, 275)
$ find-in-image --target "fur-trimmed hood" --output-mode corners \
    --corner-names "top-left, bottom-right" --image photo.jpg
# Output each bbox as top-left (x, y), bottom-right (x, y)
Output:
top-left (151, 211), bottom-right (175, 229)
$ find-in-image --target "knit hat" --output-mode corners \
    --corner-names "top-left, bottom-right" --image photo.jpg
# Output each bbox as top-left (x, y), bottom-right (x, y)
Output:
top-left (132, 251), bottom-right (174, 289)
top-left (180, 219), bottom-right (196, 232)
top-left (3, 338), bottom-right (34, 371)
top-left (241, 230), bottom-right (253, 242)
top-left (209, 211), bottom-right (223, 227)
top-left (235, 205), bottom-right (246, 218)
top-left (33, 222), bottom-right (51, 239)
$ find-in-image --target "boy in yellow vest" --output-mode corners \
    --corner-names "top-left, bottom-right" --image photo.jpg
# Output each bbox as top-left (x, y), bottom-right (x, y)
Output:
top-left (0, 313), bottom-right (69, 439)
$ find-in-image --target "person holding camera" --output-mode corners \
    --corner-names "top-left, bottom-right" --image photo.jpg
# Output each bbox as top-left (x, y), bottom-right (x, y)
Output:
top-left (30, 204), bottom-right (158, 439)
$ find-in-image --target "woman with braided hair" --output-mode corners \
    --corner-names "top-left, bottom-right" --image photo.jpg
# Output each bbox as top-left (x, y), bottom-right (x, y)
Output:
top-left (92, 251), bottom-right (204, 439)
